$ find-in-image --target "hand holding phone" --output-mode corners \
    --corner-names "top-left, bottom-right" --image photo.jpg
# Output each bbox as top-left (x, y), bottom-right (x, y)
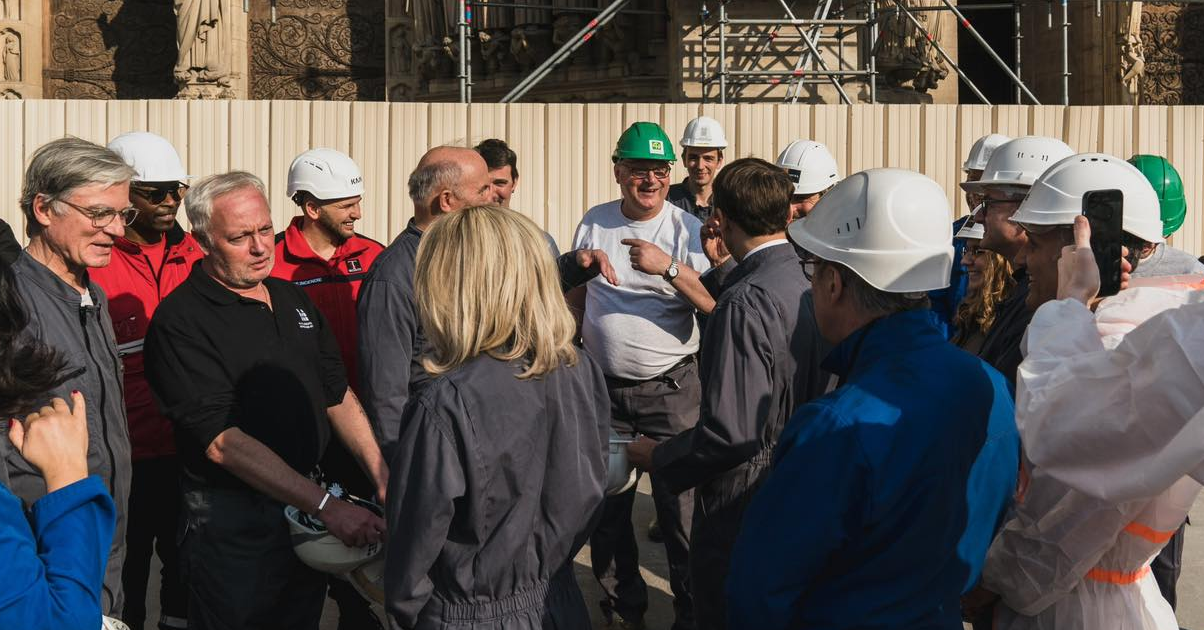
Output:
top-left (1082, 189), bottom-right (1124, 298)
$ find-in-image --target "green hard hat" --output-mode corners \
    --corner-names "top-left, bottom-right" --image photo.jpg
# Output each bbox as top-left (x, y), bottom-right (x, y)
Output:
top-left (613, 122), bottom-right (676, 163)
top-left (1128, 154), bottom-right (1186, 237)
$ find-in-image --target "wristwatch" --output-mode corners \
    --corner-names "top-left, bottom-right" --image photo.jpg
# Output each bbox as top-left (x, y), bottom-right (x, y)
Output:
top-left (664, 258), bottom-right (680, 281)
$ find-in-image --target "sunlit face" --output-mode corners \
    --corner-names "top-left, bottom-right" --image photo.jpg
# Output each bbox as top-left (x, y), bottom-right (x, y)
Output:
top-left (487, 166), bottom-right (517, 207)
top-left (789, 191), bottom-right (824, 222)
top-left (974, 187), bottom-right (1027, 261)
top-left (310, 195), bottom-right (363, 243)
top-left (961, 238), bottom-right (986, 293)
top-left (129, 181), bottom-right (188, 235)
top-left (1019, 225), bottom-right (1072, 311)
top-left (446, 157), bottom-right (497, 213)
top-left (36, 181), bottom-right (132, 269)
top-left (202, 186), bottom-right (275, 289)
top-left (683, 147), bottom-right (723, 187)
top-left (614, 159), bottom-right (671, 214)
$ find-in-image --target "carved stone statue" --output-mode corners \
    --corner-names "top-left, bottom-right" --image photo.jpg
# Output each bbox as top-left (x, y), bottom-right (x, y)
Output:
top-left (875, 0), bottom-right (948, 93)
top-left (2, 88), bottom-right (19, 99)
top-left (1119, 1), bottom-right (1145, 104)
top-left (174, 0), bottom-right (233, 98)
top-left (390, 23), bottom-right (412, 74)
top-left (479, 29), bottom-right (512, 75)
top-left (0, 0), bottom-right (16, 21)
top-left (599, 16), bottom-right (640, 73)
top-left (413, 39), bottom-right (450, 83)
top-left (2, 31), bottom-right (18, 83)
top-left (510, 25), bottom-right (551, 71)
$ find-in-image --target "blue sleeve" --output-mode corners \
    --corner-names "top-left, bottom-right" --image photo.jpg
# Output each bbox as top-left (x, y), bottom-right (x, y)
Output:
top-left (0, 476), bottom-right (115, 630)
top-left (725, 404), bottom-right (870, 630)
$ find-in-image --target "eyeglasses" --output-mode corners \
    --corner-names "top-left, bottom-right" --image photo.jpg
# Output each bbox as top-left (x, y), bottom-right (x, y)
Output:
top-left (55, 197), bottom-right (139, 228)
top-left (799, 252), bottom-right (820, 281)
top-left (132, 183), bottom-right (189, 205)
top-left (625, 165), bottom-right (672, 181)
top-left (980, 196), bottom-right (1024, 215)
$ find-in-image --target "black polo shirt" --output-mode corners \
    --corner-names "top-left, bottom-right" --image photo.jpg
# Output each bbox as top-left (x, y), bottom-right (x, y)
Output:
top-left (144, 261), bottom-right (347, 490)
top-left (667, 178), bottom-right (712, 222)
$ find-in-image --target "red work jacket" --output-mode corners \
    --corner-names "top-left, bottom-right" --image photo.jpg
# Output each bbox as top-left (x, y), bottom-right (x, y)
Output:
top-left (271, 217), bottom-right (384, 391)
top-left (91, 224), bottom-right (204, 461)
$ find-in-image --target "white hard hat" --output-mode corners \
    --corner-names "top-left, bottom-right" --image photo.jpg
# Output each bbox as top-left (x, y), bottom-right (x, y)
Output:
top-left (955, 215), bottom-right (985, 240)
top-left (106, 132), bottom-right (189, 183)
top-left (607, 431), bottom-right (637, 496)
top-left (788, 168), bottom-right (954, 293)
top-left (963, 133), bottom-right (1011, 172)
top-left (961, 136), bottom-right (1074, 194)
top-left (776, 140), bottom-right (840, 196)
top-left (679, 116), bottom-right (728, 149)
top-left (284, 496), bottom-right (382, 575)
top-left (1010, 152), bottom-right (1165, 243)
top-left (348, 556), bottom-right (385, 606)
top-left (287, 148), bottom-right (365, 201)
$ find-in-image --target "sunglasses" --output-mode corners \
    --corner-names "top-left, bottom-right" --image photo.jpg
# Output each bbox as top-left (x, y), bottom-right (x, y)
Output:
top-left (132, 183), bottom-right (189, 205)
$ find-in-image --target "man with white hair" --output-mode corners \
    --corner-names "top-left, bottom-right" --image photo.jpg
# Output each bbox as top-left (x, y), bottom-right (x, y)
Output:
top-left (144, 172), bottom-right (388, 630)
top-left (3, 136), bottom-right (137, 618)
top-left (91, 131), bottom-right (200, 630)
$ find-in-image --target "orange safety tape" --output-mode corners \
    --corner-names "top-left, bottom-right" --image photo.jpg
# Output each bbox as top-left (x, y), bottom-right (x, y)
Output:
top-left (1123, 521), bottom-right (1177, 545)
top-left (1085, 566), bottom-right (1151, 585)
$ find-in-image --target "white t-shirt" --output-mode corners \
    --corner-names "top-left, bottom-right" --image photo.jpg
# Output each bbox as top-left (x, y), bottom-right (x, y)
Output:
top-left (572, 199), bottom-right (709, 380)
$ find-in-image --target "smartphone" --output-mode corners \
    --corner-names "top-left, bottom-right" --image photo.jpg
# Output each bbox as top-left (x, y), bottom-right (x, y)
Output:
top-left (1082, 189), bottom-right (1124, 298)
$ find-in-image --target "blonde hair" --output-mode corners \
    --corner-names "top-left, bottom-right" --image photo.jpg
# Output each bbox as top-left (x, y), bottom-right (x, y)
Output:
top-left (953, 245), bottom-right (1015, 341)
top-left (414, 205), bottom-right (578, 379)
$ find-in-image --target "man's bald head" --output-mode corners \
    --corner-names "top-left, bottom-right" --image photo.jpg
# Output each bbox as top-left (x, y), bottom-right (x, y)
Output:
top-left (408, 145), bottom-right (497, 227)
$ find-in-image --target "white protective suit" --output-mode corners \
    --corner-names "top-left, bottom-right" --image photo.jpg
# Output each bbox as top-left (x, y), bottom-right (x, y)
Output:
top-left (982, 279), bottom-right (1204, 630)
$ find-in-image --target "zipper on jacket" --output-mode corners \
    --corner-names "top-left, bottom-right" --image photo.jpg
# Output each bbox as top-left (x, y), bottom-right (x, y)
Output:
top-left (79, 304), bottom-right (118, 499)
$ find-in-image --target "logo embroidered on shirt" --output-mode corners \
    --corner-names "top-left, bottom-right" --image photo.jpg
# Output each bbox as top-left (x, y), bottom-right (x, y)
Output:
top-left (296, 308), bottom-right (314, 329)
top-left (346, 258), bottom-right (363, 273)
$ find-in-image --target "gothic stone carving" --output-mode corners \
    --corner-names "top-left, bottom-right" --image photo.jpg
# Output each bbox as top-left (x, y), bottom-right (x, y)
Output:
top-left (174, 0), bottom-right (234, 98)
top-left (1139, 2), bottom-right (1204, 104)
top-left (2, 29), bottom-right (18, 82)
top-left (249, 0), bottom-right (386, 100)
top-left (44, 0), bottom-right (179, 99)
top-left (875, 0), bottom-right (949, 93)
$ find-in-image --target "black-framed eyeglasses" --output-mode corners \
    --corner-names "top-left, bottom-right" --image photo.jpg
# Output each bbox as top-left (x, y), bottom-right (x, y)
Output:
top-left (798, 252), bottom-right (820, 281)
top-left (624, 165), bottom-right (672, 181)
top-left (980, 196), bottom-right (1023, 215)
top-left (55, 197), bottom-right (139, 228)
top-left (131, 183), bottom-right (189, 205)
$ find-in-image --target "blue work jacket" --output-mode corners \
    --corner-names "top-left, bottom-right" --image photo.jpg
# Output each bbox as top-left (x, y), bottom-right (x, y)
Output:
top-left (929, 216), bottom-right (971, 339)
top-left (726, 309), bottom-right (1019, 630)
top-left (0, 475), bottom-right (115, 629)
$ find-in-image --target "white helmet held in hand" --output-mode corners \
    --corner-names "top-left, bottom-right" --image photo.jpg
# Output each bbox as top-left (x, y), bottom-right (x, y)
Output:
top-left (284, 495), bottom-right (382, 575)
top-left (287, 148), bottom-right (365, 201)
top-left (607, 431), bottom-right (637, 496)
top-left (777, 140), bottom-right (840, 196)
top-left (788, 168), bottom-right (954, 293)
top-left (107, 132), bottom-right (190, 183)
top-left (961, 136), bottom-right (1074, 194)
top-left (680, 116), bottom-right (728, 149)
top-left (348, 556), bottom-right (386, 605)
top-left (1010, 152), bottom-right (1165, 243)
top-left (963, 133), bottom-right (1011, 172)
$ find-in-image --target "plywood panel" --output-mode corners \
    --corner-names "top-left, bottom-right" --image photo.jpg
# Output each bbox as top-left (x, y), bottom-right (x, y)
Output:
top-left (1029, 105), bottom-right (1065, 140)
top-left (735, 103), bottom-right (775, 162)
top-left (64, 101), bottom-right (108, 145)
top-left (811, 105), bottom-right (848, 177)
top-left (774, 104), bottom-right (812, 159)
top-left (884, 104), bottom-right (921, 173)
top-left (268, 101), bottom-right (312, 229)
top-left (663, 103), bottom-right (701, 185)
top-left (1099, 106), bottom-right (1134, 159)
top-left (1168, 108), bottom-right (1204, 255)
top-left (309, 101), bottom-right (352, 153)
top-left (106, 101), bottom-right (148, 137)
top-left (386, 103), bottom-right (429, 239)
top-left (583, 104), bottom-right (624, 213)
top-left (993, 105), bottom-right (1030, 138)
top-left (0, 101), bottom-right (23, 242)
top-left (350, 102), bottom-right (392, 244)
top-left (545, 104), bottom-right (586, 250)
top-left (506, 104), bottom-right (546, 225)
top-left (1135, 105), bottom-right (1168, 157)
top-left (923, 105), bottom-right (963, 215)
top-left (427, 103), bottom-right (467, 147)
top-left (147, 101), bottom-right (190, 160)
top-left (228, 101), bottom-right (272, 180)
top-left (847, 104), bottom-right (882, 173)
top-left (186, 101), bottom-right (230, 185)
top-left (467, 103), bottom-right (508, 146)
top-left (24, 101), bottom-right (66, 160)
top-left (1064, 105), bottom-right (1102, 153)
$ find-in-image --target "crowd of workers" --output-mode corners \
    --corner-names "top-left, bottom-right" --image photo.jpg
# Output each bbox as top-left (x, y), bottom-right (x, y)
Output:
top-left (0, 111), bottom-right (1202, 630)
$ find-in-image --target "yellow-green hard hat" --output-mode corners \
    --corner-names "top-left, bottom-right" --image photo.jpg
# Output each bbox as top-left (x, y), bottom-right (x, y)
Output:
top-left (1128, 154), bottom-right (1186, 237)
top-left (613, 122), bottom-right (676, 162)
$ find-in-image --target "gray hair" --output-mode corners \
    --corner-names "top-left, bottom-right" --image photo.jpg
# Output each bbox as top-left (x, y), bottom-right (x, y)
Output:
top-left (184, 171), bottom-right (267, 248)
top-left (20, 137), bottom-right (137, 237)
top-left (830, 261), bottom-right (930, 316)
top-left (408, 158), bottom-right (463, 207)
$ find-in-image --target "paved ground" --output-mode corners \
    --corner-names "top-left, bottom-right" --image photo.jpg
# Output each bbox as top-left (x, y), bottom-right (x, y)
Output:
top-left (140, 479), bottom-right (1204, 630)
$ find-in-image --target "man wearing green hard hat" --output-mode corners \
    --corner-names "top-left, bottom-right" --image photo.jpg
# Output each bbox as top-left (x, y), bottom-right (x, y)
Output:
top-left (570, 121), bottom-right (715, 630)
top-left (1128, 154), bottom-right (1204, 278)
